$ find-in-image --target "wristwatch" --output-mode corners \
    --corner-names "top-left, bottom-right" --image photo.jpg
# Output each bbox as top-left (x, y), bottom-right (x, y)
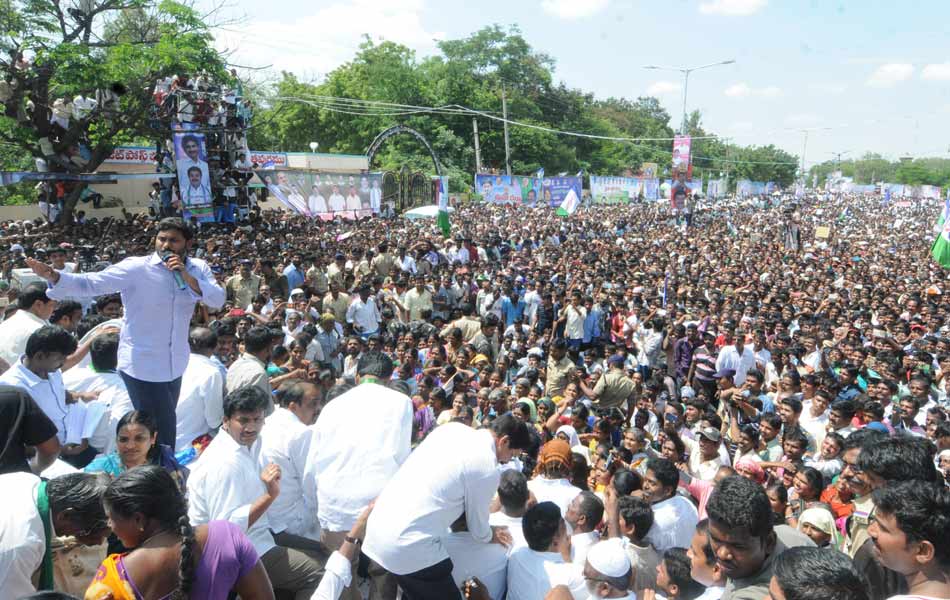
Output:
top-left (344, 535), bottom-right (362, 545)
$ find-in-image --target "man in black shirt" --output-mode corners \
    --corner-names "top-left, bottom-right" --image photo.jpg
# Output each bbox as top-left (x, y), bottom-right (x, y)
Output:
top-left (0, 386), bottom-right (60, 475)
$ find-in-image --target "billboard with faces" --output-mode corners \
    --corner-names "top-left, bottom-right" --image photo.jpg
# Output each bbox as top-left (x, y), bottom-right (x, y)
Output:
top-left (172, 123), bottom-right (213, 223)
top-left (256, 169), bottom-right (383, 220)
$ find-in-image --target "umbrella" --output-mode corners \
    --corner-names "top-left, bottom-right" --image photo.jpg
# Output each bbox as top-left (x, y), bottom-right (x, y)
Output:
top-left (402, 205), bottom-right (455, 219)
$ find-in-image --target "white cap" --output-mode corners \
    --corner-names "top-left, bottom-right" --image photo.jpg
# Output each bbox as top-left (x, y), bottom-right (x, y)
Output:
top-left (586, 539), bottom-right (631, 578)
top-left (290, 288), bottom-right (305, 297)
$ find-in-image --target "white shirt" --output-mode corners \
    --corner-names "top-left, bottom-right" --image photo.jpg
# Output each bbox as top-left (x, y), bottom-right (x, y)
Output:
top-left (304, 382), bottom-right (412, 532)
top-left (645, 494), bottom-right (699, 552)
top-left (175, 353), bottom-right (225, 452)
top-left (799, 401), bottom-right (829, 450)
top-left (0, 360), bottom-right (68, 443)
top-left (259, 407), bottom-right (316, 538)
top-left (697, 587), bottom-right (724, 600)
top-left (61, 366), bottom-right (132, 454)
top-left (364, 424), bottom-right (500, 575)
top-left (715, 345), bottom-right (757, 386)
top-left (527, 476), bottom-right (582, 517)
top-left (444, 531), bottom-right (509, 600)
top-left (560, 305), bottom-right (587, 340)
top-left (506, 547), bottom-right (587, 600)
top-left (187, 432), bottom-right (275, 557)
top-left (0, 310), bottom-right (46, 367)
top-left (570, 531), bottom-right (600, 567)
top-left (0, 472), bottom-right (50, 599)
top-left (523, 290), bottom-right (541, 322)
top-left (489, 511), bottom-right (528, 553)
top-left (345, 297), bottom-right (380, 333)
top-left (396, 255), bottom-right (417, 274)
top-left (310, 550), bottom-right (352, 600)
top-left (48, 254), bottom-right (225, 382)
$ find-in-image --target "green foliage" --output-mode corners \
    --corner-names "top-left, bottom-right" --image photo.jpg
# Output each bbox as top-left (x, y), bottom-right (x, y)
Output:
top-left (807, 152), bottom-right (950, 187)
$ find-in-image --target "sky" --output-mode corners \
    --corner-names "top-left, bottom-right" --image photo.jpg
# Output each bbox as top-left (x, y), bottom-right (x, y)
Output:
top-left (210, 0), bottom-right (950, 169)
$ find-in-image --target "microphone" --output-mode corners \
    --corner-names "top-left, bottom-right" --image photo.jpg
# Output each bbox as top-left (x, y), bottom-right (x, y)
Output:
top-left (160, 250), bottom-right (188, 291)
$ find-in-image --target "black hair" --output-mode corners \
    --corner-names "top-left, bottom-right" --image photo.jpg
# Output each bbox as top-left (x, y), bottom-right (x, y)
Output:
top-left (276, 378), bottom-right (318, 409)
top-left (695, 519), bottom-right (716, 564)
top-left (841, 427), bottom-right (887, 453)
top-left (522, 501), bottom-right (562, 551)
top-left (18, 282), bottom-right (52, 310)
top-left (739, 423), bottom-right (760, 445)
top-left (114, 410), bottom-right (160, 462)
top-left (157, 217), bottom-right (194, 241)
top-left (25, 325), bottom-right (78, 358)
top-left (830, 399), bottom-right (857, 419)
top-left (612, 468), bottom-right (642, 495)
top-left (103, 465), bottom-right (196, 596)
top-left (325, 381), bottom-right (354, 402)
top-left (872, 480), bottom-right (950, 568)
top-left (706, 475), bottom-right (773, 539)
top-left (857, 436), bottom-right (938, 483)
top-left (490, 413), bottom-right (533, 450)
top-left (797, 467), bottom-right (824, 497)
top-left (772, 546), bottom-right (870, 600)
top-left (76, 314), bottom-right (108, 340)
top-left (357, 350), bottom-right (394, 378)
top-left (782, 426), bottom-right (809, 449)
top-left (223, 385), bottom-right (270, 418)
top-left (243, 326), bottom-right (272, 354)
top-left (95, 293), bottom-right (122, 313)
top-left (617, 495), bottom-right (654, 539)
top-left (576, 490), bottom-right (604, 529)
top-left (89, 332), bottom-right (119, 371)
top-left (662, 547), bottom-right (704, 600)
top-left (647, 457), bottom-right (680, 491)
top-left (497, 469), bottom-right (529, 514)
top-left (760, 412), bottom-right (783, 430)
top-left (780, 396), bottom-right (803, 414)
top-left (46, 472), bottom-right (110, 536)
top-left (210, 319), bottom-right (236, 338)
top-left (50, 300), bottom-right (82, 325)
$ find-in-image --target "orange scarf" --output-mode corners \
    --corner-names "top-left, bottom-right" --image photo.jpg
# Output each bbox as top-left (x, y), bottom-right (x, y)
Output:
top-left (85, 554), bottom-right (136, 600)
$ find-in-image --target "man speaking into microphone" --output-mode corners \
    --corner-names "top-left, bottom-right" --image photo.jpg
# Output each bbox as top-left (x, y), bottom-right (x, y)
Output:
top-left (26, 217), bottom-right (225, 447)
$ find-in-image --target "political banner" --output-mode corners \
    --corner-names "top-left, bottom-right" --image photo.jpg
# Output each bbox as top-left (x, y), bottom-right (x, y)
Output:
top-left (707, 179), bottom-right (728, 199)
top-left (736, 180), bottom-right (769, 197)
top-left (643, 178), bottom-right (659, 200)
top-left (541, 176), bottom-right (584, 208)
top-left (920, 185), bottom-right (942, 200)
top-left (474, 173), bottom-right (543, 205)
top-left (663, 179), bottom-right (703, 197)
top-left (641, 162), bottom-right (659, 179)
top-left (590, 176), bottom-right (644, 204)
top-left (672, 136), bottom-right (691, 175)
top-left (172, 124), bottom-right (213, 223)
top-left (105, 145), bottom-right (288, 168)
top-left (256, 169), bottom-right (383, 219)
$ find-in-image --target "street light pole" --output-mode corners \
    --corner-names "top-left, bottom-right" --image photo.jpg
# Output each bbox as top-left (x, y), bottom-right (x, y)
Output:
top-left (643, 60), bottom-right (736, 135)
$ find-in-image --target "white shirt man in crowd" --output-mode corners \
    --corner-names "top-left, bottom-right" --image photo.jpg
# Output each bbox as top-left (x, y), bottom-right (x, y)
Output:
top-left (346, 285), bottom-right (381, 338)
top-left (642, 457), bottom-right (699, 552)
top-left (715, 333), bottom-right (757, 386)
top-left (188, 385), bottom-right (323, 599)
top-left (528, 438), bottom-right (583, 517)
top-left (506, 501), bottom-right (587, 600)
top-left (304, 351), bottom-right (412, 600)
top-left (0, 282), bottom-right (57, 368)
top-left (259, 379), bottom-right (322, 552)
top-left (364, 413), bottom-right (532, 600)
top-left (564, 491), bottom-right (604, 567)
top-left (489, 469), bottom-right (530, 553)
top-left (175, 327), bottom-right (225, 453)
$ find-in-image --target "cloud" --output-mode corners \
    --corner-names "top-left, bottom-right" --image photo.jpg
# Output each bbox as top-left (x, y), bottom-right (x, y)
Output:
top-left (724, 82), bottom-right (781, 98)
top-left (809, 82), bottom-right (848, 95)
top-left (215, 0), bottom-right (445, 78)
top-left (922, 63), bottom-right (950, 81)
top-left (698, 0), bottom-right (766, 16)
top-left (541, 0), bottom-right (609, 19)
top-left (646, 80), bottom-right (682, 95)
top-left (866, 63), bottom-right (914, 87)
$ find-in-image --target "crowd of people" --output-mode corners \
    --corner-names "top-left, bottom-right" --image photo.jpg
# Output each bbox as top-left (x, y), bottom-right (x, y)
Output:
top-left (0, 191), bottom-right (947, 600)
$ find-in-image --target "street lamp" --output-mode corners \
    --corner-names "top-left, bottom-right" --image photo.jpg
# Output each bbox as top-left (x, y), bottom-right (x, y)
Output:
top-left (643, 59), bottom-right (736, 134)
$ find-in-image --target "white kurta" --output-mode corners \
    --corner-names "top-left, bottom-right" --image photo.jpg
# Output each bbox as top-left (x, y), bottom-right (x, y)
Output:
top-left (0, 472), bottom-right (50, 599)
top-left (259, 407), bottom-right (316, 538)
top-left (175, 353), bottom-right (225, 453)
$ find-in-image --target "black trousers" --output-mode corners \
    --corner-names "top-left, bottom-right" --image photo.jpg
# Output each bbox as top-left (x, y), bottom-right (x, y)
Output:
top-left (394, 558), bottom-right (462, 600)
top-left (119, 371), bottom-right (183, 448)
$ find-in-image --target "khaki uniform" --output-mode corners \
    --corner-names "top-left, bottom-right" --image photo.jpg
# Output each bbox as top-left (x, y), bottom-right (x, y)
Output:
top-left (545, 356), bottom-right (576, 397)
top-left (323, 292), bottom-right (352, 323)
top-left (225, 273), bottom-right (261, 308)
top-left (592, 369), bottom-right (637, 409)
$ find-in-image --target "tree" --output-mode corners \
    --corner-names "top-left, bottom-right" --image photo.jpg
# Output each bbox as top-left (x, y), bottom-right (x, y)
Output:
top-left (0, 0), bottom-right (228, 220)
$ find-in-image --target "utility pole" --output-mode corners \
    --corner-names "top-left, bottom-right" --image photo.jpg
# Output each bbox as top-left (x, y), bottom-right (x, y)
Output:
top-left (501, 83), bottom-right (511, 176)
top-left (472, 118), bottom-right (482, 173)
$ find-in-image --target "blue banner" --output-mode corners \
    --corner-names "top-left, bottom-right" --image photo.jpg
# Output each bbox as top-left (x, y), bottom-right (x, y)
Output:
top-left (475, 173), bottom-right (543, 205)
top-left (542, 176), bottom-right (584, 208)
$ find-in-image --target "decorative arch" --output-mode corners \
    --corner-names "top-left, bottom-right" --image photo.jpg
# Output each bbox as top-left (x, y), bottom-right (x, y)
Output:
top-left (366, 125), bottom-right (443, 178)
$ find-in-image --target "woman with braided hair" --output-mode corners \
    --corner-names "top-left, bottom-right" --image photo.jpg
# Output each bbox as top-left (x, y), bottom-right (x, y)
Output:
top-left (85, 465), bottom-right (273, 600)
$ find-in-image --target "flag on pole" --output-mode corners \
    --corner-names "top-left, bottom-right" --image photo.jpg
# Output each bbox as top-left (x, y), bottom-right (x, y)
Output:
top-left (436, 177), bottom-right (451, 238)
top-left (662, 273), bottom-right (668, 308)
top-left (931, 193), bottom-right (950, 268)
top-left (536, 168), bottom-right (544, 179)
top-left (555, 187), bottom-right (579, 217)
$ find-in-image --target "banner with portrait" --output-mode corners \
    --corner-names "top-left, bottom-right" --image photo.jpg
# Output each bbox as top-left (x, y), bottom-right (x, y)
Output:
top-left (672, 136), bottom-right (691, 177)
top-left (541, 176), bottom-right (584, 208)
top-left (707, 179), bottom-right (728, 199)
top-left (590, 176), bottom-right (643, 204)
top-left (256, 168), bottom-right (383, 219)
top-left (172, 123), bottom-right (214, 223)
top-left (474, 173), bottom-right (543, 205)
